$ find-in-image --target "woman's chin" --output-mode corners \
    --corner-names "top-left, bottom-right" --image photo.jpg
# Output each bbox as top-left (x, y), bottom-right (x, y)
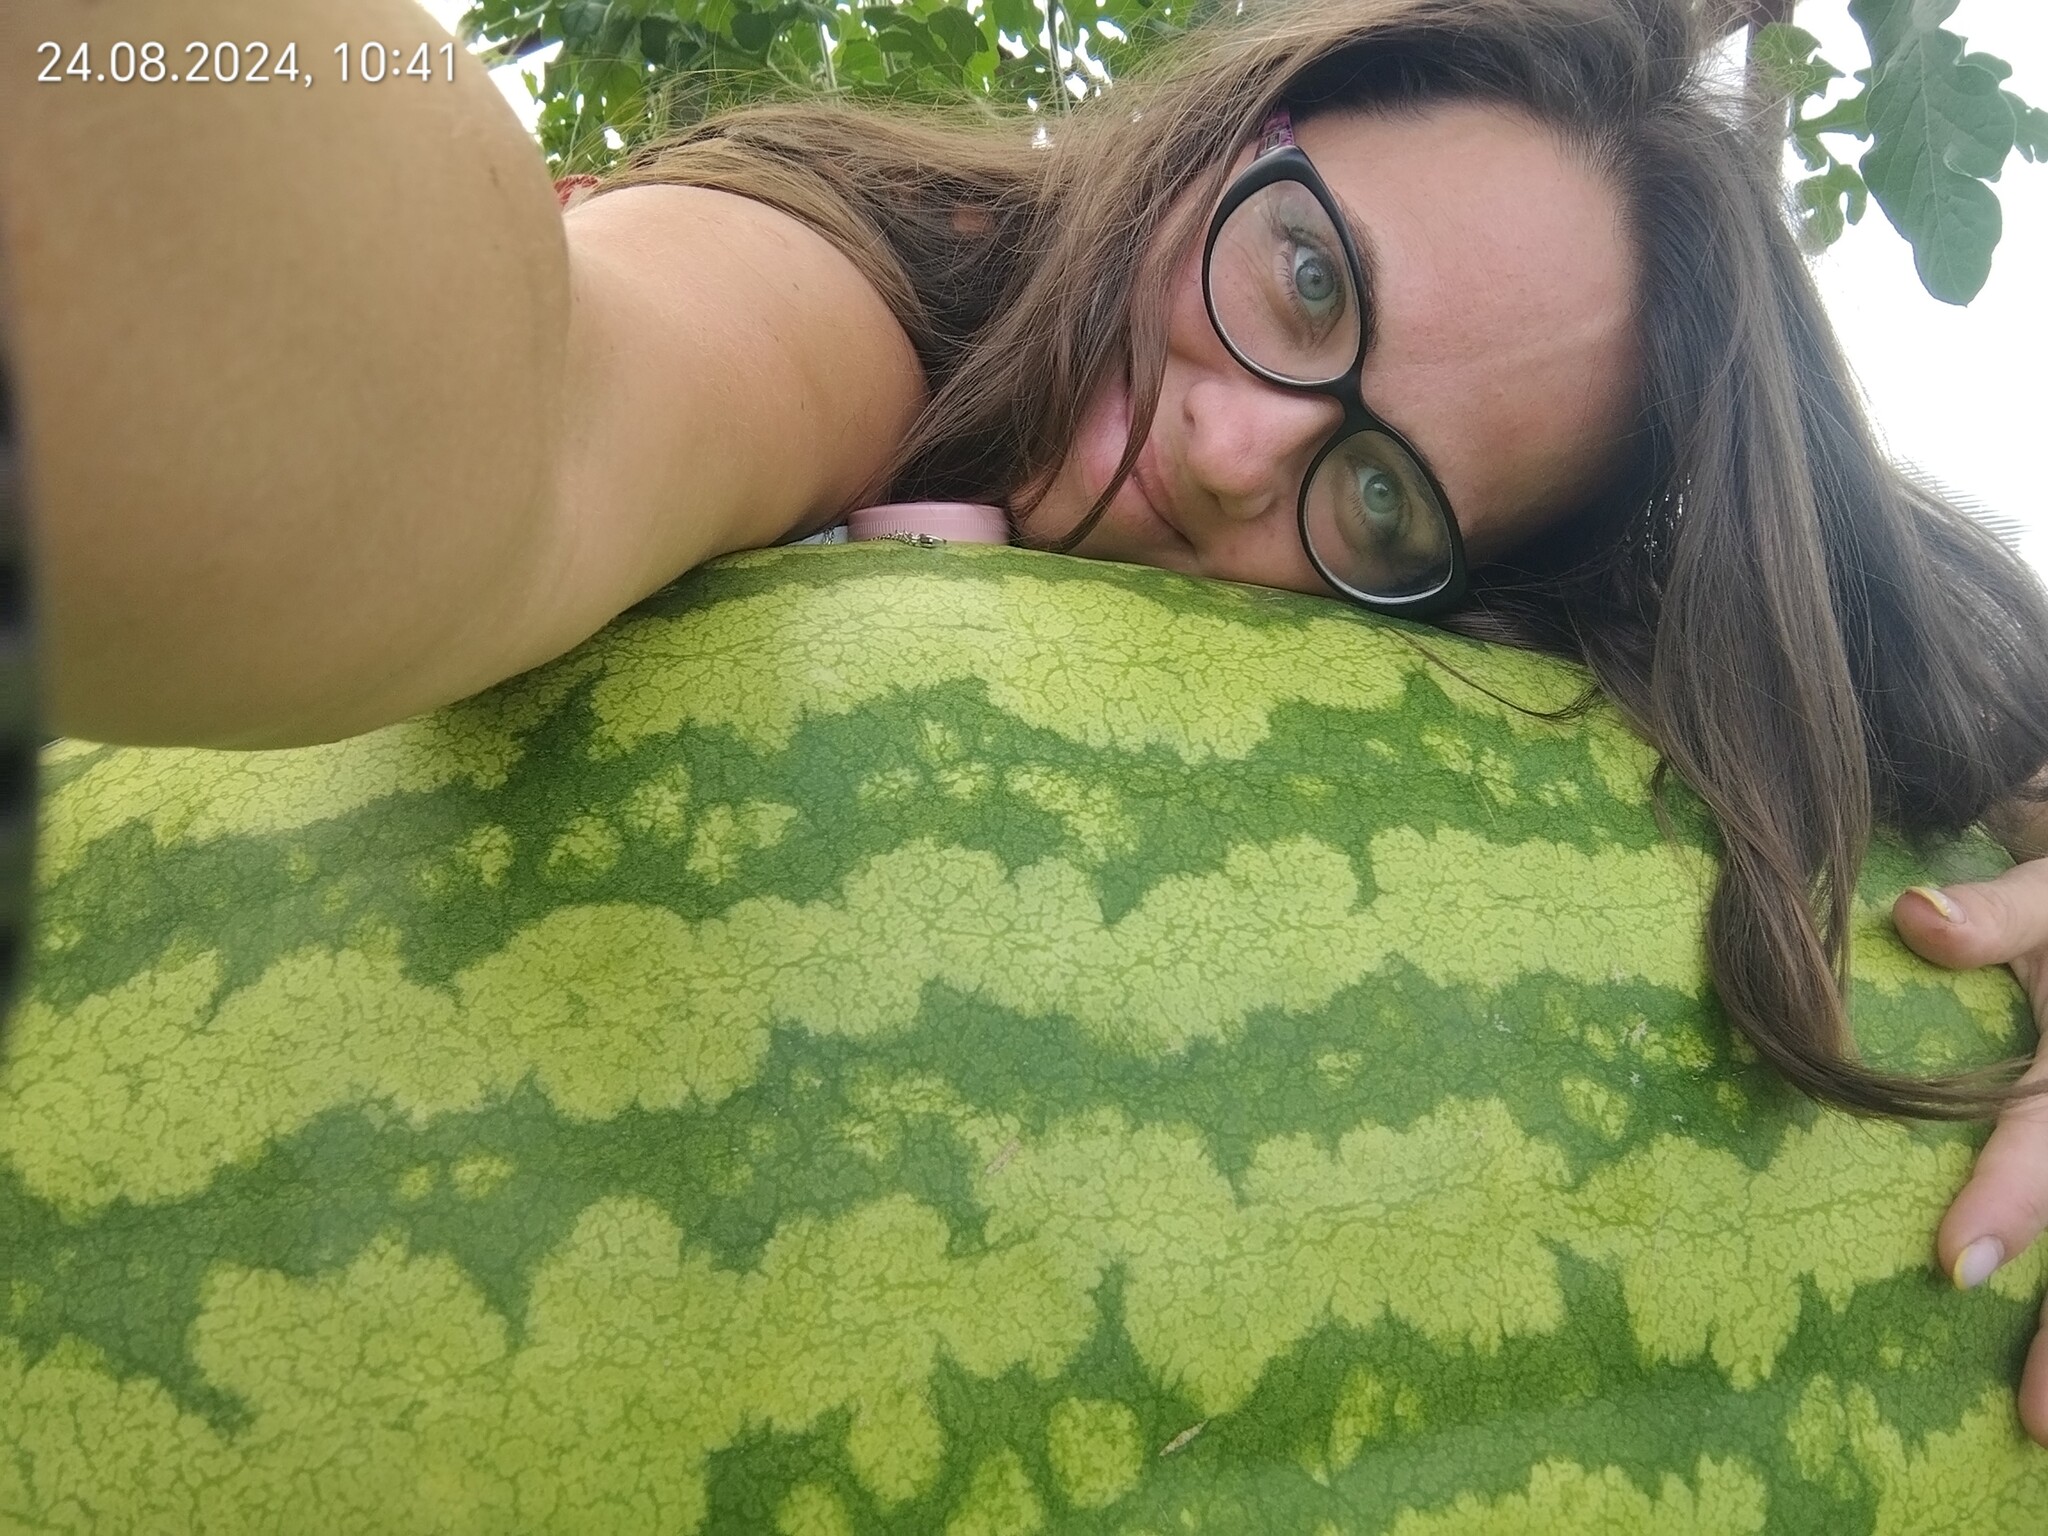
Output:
top-left (1017, 477), bottom-right (1188, 569)
top-left (1017, 377), bottom-right (1193, 569)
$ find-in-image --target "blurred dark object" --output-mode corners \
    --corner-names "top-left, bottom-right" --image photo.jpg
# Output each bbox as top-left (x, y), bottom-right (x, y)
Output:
top-left (0, 291), bottom-right (39, 1040)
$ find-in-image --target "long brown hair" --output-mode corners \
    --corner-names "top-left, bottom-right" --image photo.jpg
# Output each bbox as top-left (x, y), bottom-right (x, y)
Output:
top-left (593, 0), bottom-right (2048, 1119)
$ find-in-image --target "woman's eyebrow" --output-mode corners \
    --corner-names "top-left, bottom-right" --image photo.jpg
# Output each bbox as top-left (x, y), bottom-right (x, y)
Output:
top-left (1329, 187), bottom-right (1383, 356)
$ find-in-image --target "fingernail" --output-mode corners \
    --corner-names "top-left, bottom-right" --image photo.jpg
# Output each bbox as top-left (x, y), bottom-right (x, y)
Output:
top-left (1953, 1237), bottom-right (2004, 1290)
top-left (1906, 886), bottom-right (1964, 924)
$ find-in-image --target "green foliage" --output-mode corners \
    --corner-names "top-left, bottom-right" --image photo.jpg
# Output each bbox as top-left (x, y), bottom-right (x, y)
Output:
top-left (472, 0), bottom-right (2043, 305)
top-left (1757, 2), bottom-right (2045, 303)
top-left (458, 0), bottom-right (1219, 173)
top-left (1754, 24), bottom-right (1870, 249)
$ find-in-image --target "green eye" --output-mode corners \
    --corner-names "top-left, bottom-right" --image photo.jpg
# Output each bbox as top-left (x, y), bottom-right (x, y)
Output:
top-left (1305, 430), bottom-right (1453, 599)
top-left (1356, 468), bottom-right (1407, 534)
top-left (1291, 243), bottom-right (1339, 311)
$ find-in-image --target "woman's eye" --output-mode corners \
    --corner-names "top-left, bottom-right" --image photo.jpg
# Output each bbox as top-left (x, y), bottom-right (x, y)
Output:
top-left (1283, 236), bottom-right (1345, 329)
top-left (1353, 467), bottom-right (1409, 538)
top-left (1291, 242), bottom-right (1339, 310)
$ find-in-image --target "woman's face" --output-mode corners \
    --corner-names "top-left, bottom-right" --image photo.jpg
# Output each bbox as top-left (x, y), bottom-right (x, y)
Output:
top-left (1020, 101), bottom-right (1640, 593)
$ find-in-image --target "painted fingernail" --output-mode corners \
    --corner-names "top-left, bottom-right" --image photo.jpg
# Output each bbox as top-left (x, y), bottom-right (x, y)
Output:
top-left (1953, 1237), bottom-right (2004, 1290)
top-left (1907, 886), bottom-right (1964, 924)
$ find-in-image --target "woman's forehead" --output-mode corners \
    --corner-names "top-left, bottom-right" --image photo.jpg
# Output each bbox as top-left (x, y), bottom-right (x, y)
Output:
top-left (1295, 103), bottom-right (1640, 553)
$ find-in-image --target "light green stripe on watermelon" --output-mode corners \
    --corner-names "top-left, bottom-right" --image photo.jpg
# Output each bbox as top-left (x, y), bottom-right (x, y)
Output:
top-left (1043, 1398), bottom-right (1144, 1511)
top-left (29, 552), bottom-right (1654, 890)
top-left (4, 1176), bottom-right (2040, 1530)
top-left (33, 653), bottom-right (603, 888)
top-left (4, 541), bottom-right (2044, 1532)
top-left (945, 1448), bottom-right (1048, 1535)
top-left (777, 1481), bottom-right (858, 1536)
top-left (3, 1191), bottom-right (1098, 1529)
top-left (0, 826), bottom-right (1712, 1214)
top-left (586, 559), bottom-right (1653, 768)
top-left (8, 1086), bottom-right (2026, 1434)
top-left (1384, 1455), bottom-right (1768, 1534)
top-left (1846, 894), bottom-right (2024, 1051)
top-left (1783, 1376), bottom-right (2048, 1533)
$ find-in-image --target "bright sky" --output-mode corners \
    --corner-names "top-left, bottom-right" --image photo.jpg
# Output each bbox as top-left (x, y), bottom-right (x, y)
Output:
top-left (418, 1), bottom-right (2048, 573)
top-left (1782, 3), bottom-right (2048, 575)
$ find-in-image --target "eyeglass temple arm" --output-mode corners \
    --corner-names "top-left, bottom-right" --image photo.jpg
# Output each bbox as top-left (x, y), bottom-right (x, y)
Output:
top-left (1257, 108), bottom-right (1296, 156)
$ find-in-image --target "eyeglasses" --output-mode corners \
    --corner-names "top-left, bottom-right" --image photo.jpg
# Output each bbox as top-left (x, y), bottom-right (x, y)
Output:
top-left (1202, 109), bottom-right (1467, 617)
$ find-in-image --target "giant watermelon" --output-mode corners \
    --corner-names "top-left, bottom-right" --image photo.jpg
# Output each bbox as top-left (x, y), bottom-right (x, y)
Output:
top-left (2, 539), bottom-right (2045, 1532)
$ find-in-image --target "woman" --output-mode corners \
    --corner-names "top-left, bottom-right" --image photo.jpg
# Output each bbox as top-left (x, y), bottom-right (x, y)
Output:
top-left (7, 0), bottom-right (2048, 1434)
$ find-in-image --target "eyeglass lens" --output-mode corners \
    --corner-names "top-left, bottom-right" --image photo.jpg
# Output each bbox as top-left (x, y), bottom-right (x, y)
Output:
top-left (1304, 432), bottom-right (1456, 600)
top-left (1207, 179), bottom-right (1455, 603)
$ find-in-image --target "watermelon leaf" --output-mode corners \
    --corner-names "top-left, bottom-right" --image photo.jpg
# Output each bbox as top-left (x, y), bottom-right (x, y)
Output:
top-left (1849, 0), bottom-right (2018, 303)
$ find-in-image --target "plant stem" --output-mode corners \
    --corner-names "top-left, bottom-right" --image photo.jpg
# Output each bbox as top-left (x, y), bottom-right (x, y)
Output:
top-left (1047, 0), bottom-right (1070, 111)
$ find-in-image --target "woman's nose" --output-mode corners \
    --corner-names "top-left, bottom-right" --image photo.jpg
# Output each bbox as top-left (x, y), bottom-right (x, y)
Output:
top-left (1179, 372), bottom-right (1345, 524)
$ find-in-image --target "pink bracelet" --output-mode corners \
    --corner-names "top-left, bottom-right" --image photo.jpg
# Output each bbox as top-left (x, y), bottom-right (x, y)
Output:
top-left (846, 502), bottom-right (1011, 544)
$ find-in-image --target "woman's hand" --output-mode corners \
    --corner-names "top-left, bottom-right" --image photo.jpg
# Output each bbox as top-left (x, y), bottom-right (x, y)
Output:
top-left (1892, 859), bottom-right (2048, 1447)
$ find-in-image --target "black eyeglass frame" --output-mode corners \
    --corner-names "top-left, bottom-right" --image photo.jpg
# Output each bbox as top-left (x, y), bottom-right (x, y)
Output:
top-left (1199, 116), bottom-right (1469, 618)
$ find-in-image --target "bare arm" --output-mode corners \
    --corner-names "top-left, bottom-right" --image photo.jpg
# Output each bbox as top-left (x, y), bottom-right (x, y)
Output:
top-left (519, 184), bottom-right (927, 693)
top-left (0, 0), bottom-right (922, 750)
